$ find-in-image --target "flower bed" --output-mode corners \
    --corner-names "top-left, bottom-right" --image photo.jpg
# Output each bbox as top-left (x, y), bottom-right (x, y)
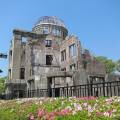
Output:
top-left (0, 96), bottom-right (120, 120)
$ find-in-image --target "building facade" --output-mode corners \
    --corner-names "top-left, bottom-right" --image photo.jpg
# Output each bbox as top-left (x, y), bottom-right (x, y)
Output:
top-left (6, 16), bottom-right (106, 98)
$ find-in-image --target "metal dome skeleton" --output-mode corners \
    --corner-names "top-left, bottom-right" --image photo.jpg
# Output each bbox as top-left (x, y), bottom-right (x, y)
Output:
top-left (32, 16), bottom-right (68, 38)
top-left (34, 16), bottom-right (66, 28)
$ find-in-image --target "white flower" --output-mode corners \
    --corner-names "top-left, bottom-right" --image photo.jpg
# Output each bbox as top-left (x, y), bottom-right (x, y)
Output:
top-left (105, 98), bottom-right (113, 104)
top-left (104, 112), bottom-right (109, 117)
top-left (61, 101), bottom-right (64, 106)
top-left (39, 101), bottom-right (43, 105)
top-left (77, 105), bottom-right (82, 111)
top-left (94, 103), bottom-right (97, 107)
top-left (72, 110), bottom-right (77, 115)
top-left (66, 106), bottom-right (72, 111)
top-left (112, 109), bottom-right (117, 113)
top-left (83, 102), bottom-right (88, 107)
top-left (73, 103), bottom-right (77, 107)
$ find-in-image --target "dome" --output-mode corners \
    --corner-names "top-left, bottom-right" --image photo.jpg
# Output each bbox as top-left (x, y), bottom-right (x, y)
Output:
top-left (34, 16), bottom-right (66, 28)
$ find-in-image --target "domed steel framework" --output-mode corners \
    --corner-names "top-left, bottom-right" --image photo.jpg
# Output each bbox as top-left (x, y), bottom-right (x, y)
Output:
top-left (33, 16), bottom-right (68, 39)
top-left (34, 16), bottom-right (66, 28)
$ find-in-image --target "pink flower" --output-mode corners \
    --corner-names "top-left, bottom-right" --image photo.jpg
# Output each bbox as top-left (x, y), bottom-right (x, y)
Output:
top-left (105, 98), bottom-right (113, 104)
top-left (79, 96), bottom-right (97, 100)
top-left (29, 114), bottom-right (34, 120)
top-left (108, 110), bottom-right (113, 117)
top-left (96, 112), bottom-right (102, 116)
top-left (77, 105), bottom-right (82, 111)
top-left (45, 111), bottom-right (58, 120)
top-left (87, 105), bottom-right (94, 113)
top-left (59, 108), bottom-right (70, 116)
top-left (38, 109), bottom-right (46, 118)
top-left (49, 112), bottom-right (56, 120)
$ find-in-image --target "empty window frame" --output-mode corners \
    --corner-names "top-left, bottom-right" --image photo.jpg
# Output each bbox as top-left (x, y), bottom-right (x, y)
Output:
top-left (52, 26), bottom-right (61, 36)
top-left (10, 50), bottom-right (12, 56)
top-left (61, 50), bottom-right (66, 61)
top-left (56, 29), bottom-right (61, 36)
top-left (83, 60), bottom-right (87, 69)
top-left (46, 55), bottom-right (53, 65)
top-left (45, 40), bottom-right (52, 47)
top-left (61, 68), bottom-right (66, 71)
top-left (70, 64), bottom-right (76, 71)
top-left (82, 53), bottom-right (86, 59)
top-left (21, 37), bottom-right (27, 43)
top-left (20, 68), bottom-right (25, 79)
top-left (63, 32), bottom-right (66, 38)
top-left (43, 26), bottom-right (49, 34)
top-left (30, 69), bottom-right (34, 76)
top-left (52, 26), bottom-right (57, 35)
top-left (9, 50), bottom-right (12, 61)
top-left (9, 69), bottom-right (11, 79)
top-left (21, 50), bottom-right (26, 62)
top-left (69, 44), bottom-right (76, 57)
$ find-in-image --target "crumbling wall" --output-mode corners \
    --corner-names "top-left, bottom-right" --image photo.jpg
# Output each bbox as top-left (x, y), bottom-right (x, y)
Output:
top-left (60, 35), bottom-right (82, 71)
top-left (86, 58), bottom-right (106, 76)
top-left (73, 69), bottom-right (88, 85)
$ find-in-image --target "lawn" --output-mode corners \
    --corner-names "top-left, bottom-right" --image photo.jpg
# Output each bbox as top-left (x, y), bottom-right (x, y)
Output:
top-left (0, 96), bottom-right (120, 120)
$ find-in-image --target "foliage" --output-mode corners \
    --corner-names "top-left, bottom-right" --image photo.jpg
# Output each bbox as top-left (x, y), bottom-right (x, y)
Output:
top-left (0, 97), bottom-right (120, 120)
top-left (95, 56), bottom-right (116, 73)
top-left (0, 77), bottom-right (7, 93)
top-left (115, 60), bottom-right (120, 72)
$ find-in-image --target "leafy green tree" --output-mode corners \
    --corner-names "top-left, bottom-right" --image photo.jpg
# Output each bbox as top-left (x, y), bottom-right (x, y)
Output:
top-left (95, 56), bottom-right (115, 74)
top-left (115, 60), bottom-right (120, 72)
top-left (0, 77), bottom-right (7, 93)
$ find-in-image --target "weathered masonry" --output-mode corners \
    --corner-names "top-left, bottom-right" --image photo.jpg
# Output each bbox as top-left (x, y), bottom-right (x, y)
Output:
top-left (6, 16), bottom-right (106, 98)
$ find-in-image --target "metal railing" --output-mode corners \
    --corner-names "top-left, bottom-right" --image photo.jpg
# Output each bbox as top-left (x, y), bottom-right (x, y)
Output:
top-left (27, 81), bottom-right (120, 98)
top-left (2, 80), bottom-right (120, 99)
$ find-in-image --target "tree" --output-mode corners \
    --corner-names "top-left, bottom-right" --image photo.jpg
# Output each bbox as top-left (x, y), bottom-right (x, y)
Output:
top-left (115, 60), bottom-right (120, 72)
top-left (95, 56), bottom-right (116, 74)
top-left (0, 77), bottom-right (7, 93)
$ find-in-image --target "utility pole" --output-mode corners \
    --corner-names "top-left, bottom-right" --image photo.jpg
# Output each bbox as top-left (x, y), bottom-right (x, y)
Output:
top-left (0, 53), bottom-right (7, 73)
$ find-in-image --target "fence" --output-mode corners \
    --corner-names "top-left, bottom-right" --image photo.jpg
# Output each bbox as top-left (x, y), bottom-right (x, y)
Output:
top-left (3, 80), bottom-right (120, 99)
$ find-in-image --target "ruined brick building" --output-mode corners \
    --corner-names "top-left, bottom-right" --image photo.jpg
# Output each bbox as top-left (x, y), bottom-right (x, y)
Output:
top-left (6, 16), bottom-right (106, 97)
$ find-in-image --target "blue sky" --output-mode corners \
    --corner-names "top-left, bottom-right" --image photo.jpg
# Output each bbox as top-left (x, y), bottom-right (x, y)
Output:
top-left (0, 0), bottom-right (120, 76)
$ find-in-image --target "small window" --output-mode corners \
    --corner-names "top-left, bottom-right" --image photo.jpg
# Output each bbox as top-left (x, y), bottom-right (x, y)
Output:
top-left (70, 64), bottom-right (76, 71)
top-left (46, 55), bottom-right (53, 65)
top-left (82, 54), bottom-right (86, 59)
top-left (30, 69), bottom-right (32, 76)
top-left (43, 26), bottom-right (49, 34)
top-left (61, 50), bottom-right (66, 61)
top-left (20, 68), bottom-right (25, 79)
top-left (63, 32), bottom-right (65, 38)
top-left (61, 68), bottom-right (66, 71)
top-left (10, 50), bottom-right (12, 56)
top-left (21, 37), bottom-right (27, 43)
top-left (45, 40), bottom-right (52, 47)
top-left (83, 61), bottom-right (87, 69)
top-left (56, 28), bottom-right (61, 36)
top-left (52, 27), bottom-right (57, 35)
top-left (9, 50), bottom-right (12, 61)
top-left (52, 27), bottom-right (61, 36)
top-left (69, 44), bottom-right (76, 57)
top-left (9, 69), bottom-right (11, 79)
